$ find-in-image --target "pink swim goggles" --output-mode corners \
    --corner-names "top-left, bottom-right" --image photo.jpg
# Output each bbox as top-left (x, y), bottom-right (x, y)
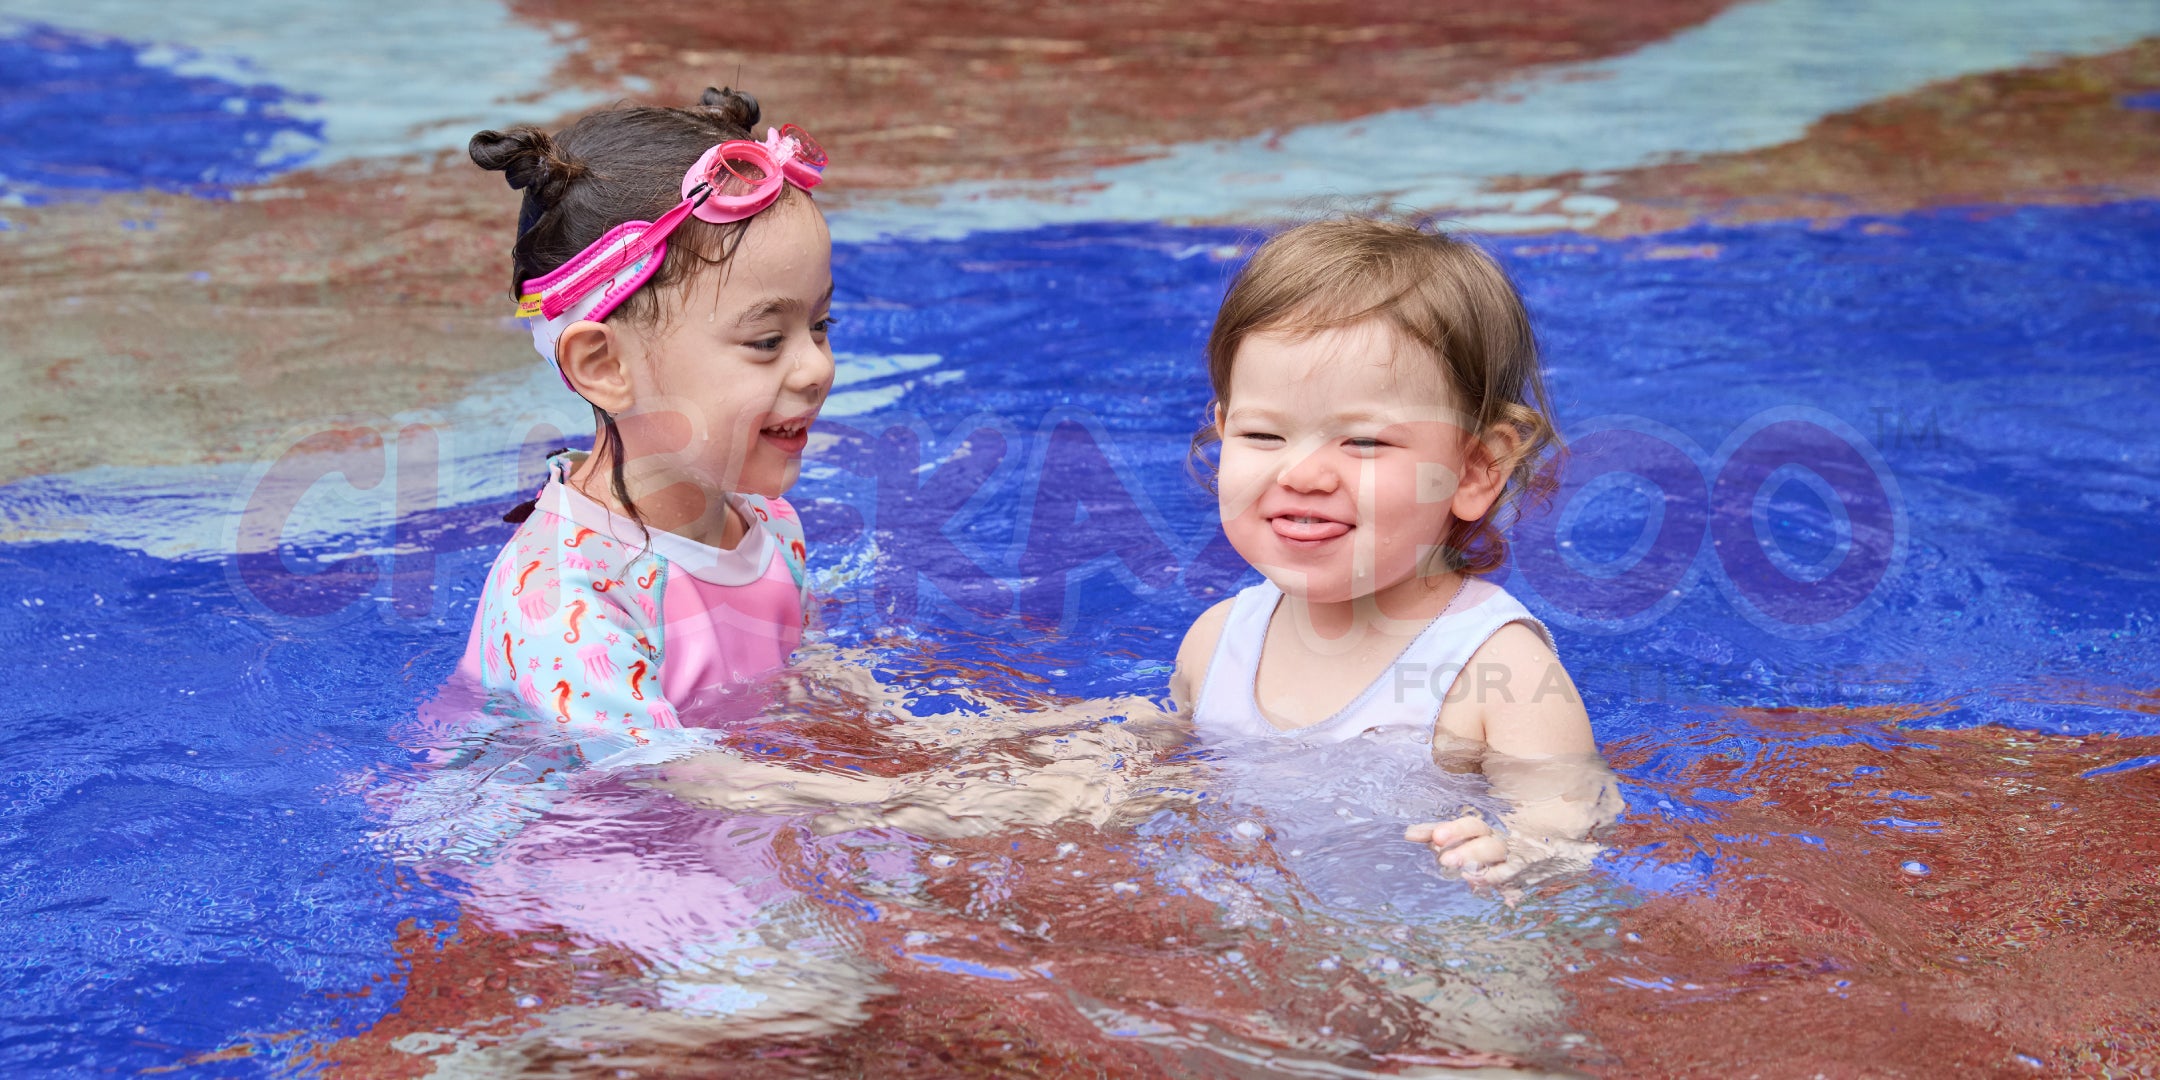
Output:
top-left (515, 124), bottom-right (827, 377)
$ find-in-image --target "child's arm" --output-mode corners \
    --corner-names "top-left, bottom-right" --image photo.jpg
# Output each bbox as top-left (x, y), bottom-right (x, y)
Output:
top-left (656, 671), bottom-right (1184, 836)
top-left (1166, 598), bottom-right (1235, 717)
top-left (1404, 622), bottom-right (1619, 885)
top-left (471, 541), bottom-right (680, 763)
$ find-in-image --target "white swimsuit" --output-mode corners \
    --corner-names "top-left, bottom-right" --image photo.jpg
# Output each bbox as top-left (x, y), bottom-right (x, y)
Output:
top-left (1191, 577), bottom-right (1554, 744)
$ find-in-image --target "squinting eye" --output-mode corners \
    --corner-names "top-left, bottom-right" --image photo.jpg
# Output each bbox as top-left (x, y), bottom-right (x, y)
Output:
top-left (811, 317), bottom-right (834, 335)
top-left (1238, 432), bottom-right (1285, 444)
top-left (1346, 438), bottom-right (1383, 450)
top-left (752, 336), bottom-right (784, 351)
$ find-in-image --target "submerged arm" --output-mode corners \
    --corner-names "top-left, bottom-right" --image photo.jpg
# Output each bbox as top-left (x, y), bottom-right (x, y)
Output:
top-left (1408, 622), bottom-right (1618, 884)
top-left (655, 641), bottom-right (1187, 836)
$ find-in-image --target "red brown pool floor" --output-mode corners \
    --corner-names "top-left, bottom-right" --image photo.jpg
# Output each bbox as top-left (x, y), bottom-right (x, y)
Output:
top-left (293, 706), bottom-right (2159, 1078)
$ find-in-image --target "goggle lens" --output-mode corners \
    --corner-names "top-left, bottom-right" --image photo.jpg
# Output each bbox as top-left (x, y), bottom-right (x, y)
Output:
top-left (779, 124), bottom-right (826, 170)
top-left (709, 151), bottom-right (771, 197)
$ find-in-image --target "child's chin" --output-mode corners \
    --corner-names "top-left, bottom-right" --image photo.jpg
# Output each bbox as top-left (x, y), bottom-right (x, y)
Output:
top-left (1259, 568), bottom-right (1364, 606)
top-left (738, 463), bottom-right (799, 499)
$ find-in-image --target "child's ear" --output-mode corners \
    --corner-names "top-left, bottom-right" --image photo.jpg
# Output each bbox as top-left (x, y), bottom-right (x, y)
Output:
top-left (1450, 422), bottom-right (1523, 523)
top-left (556, 320), bottom-right (635, 414)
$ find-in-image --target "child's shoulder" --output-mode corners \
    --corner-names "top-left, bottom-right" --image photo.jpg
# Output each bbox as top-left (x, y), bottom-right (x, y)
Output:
top-left (1169, 596), bottom-right (1239, 712)
top-left (1439, 618), bottom-right (1592, 757)
top-left (480, 508), bottom-right (667, 633)
top-left (739, 493), bottom-right (809, 592)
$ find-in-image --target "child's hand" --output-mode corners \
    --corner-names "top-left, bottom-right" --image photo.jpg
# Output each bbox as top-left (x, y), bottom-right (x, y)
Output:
top-left (1404, 814), bottom-right (1521, 886)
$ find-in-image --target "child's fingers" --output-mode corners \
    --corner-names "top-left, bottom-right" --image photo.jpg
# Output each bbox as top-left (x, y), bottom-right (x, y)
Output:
top-left (1466, 857), bottom-right (1525, 886)
top-left (1437, 834), bottom-right (1508, 869)
top-left (1404, 814), bottom-right (1492, 848)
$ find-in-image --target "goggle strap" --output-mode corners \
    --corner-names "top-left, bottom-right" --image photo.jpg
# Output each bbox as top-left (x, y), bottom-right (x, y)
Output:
top-left (538, 194), bottom-right (704, 321)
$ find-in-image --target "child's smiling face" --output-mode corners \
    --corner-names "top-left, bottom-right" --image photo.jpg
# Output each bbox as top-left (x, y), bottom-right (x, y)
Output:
top-left (604, 193), bottom-right (836, 500)
top-left (1216, 318), bottom-right (1502, 605)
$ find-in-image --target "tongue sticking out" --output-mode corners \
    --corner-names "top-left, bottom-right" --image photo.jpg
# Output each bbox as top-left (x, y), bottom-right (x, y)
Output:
top-left (1271, 515), bottom-right (1349, 542)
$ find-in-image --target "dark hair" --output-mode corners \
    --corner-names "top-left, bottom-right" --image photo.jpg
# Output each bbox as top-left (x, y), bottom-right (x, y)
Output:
top-left (1194, 212), bottom-right (1561, 576)
top-left (471, 87), bottom-right (785, 525)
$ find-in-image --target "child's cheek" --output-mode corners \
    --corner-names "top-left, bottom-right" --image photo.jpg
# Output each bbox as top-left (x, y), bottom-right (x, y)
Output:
top-left (1213, 447), bottom-right (1272, 524)
top-left (1370, 459), bottom-right (1451, 572)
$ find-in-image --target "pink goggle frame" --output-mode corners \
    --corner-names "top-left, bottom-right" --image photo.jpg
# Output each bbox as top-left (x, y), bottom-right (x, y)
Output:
top-left (515, 124), bottom-right (827, 377)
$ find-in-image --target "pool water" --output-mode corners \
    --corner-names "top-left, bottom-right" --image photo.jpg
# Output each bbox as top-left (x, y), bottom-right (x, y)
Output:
top-left (7, 205), bottom-right (2157, 1075)
top-left (5, 6), bottom-right (2160, 1077)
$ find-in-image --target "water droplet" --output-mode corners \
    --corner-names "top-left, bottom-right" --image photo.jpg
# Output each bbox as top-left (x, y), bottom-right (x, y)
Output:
top-left (1900, 860), bottom-right (1931, 876)
top-left (515, 994), bottom-right (542, 1008)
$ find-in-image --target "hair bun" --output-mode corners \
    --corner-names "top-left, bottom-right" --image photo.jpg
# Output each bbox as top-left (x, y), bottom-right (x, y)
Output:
top-left (698, 86), bottom-right (761, 130)
top-left (468, 126), bottom-right (585, 203)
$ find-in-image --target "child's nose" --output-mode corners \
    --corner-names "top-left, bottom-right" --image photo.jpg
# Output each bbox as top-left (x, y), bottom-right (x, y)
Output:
top-left (787, 340), bottom-right (834, 400)
top-left (1277, 444), bottom-right (1339, 494)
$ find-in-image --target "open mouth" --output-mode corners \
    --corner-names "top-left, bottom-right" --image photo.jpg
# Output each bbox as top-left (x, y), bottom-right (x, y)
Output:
top-left (1269, 512), bottom-right (1351, 544)
top-left (759, 415), bottom-right (814, 454)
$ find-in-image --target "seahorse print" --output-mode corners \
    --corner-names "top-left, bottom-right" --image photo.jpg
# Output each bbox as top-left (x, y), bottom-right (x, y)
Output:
top-left (562, 599), bottom-right (589, 644)
top-left (510, 560), bottom-right (542, 596)
top-left (626, 660), bottom-right (648, 702)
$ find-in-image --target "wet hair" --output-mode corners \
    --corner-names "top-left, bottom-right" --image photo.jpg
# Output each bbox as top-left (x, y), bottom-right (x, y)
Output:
top-left (1194, 212), bottom-right (1561, 576)
top-left (471, 87), bottom-right (787, 525)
